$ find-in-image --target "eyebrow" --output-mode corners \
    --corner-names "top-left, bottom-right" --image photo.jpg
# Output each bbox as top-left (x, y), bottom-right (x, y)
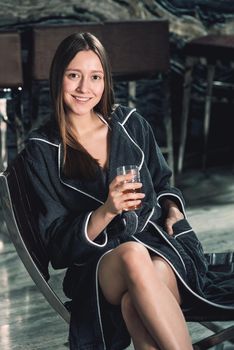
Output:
top-left (65, 68), bottom-right (104, 74)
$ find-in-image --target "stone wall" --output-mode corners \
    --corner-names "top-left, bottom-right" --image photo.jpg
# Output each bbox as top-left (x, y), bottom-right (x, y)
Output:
top-left (1, 0), bottom-right (234, 169)
top-left (1, 0), bottom-right (234, 36)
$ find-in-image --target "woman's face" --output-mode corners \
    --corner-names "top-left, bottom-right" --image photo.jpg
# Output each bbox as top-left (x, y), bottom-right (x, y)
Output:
top-left (62, 50), bottom-right (105, 119)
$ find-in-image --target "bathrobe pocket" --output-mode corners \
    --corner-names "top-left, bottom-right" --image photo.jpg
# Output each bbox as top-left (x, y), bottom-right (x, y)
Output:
top-left (173, 219), bottom-right (208, 278)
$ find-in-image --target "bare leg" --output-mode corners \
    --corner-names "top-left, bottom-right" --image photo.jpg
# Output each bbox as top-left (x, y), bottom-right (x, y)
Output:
top-left (121, 291), bottom-right (159, 350)
top-left (98, 242), bottom-right (193, 350)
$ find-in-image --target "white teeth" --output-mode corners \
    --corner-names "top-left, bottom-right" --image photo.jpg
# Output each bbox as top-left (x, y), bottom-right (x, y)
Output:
top-left (74, 96), bottom-right (90, 102)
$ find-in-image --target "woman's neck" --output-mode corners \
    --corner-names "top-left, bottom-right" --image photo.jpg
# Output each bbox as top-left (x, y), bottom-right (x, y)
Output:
top-left (68, 110), bottom-right (101, 139)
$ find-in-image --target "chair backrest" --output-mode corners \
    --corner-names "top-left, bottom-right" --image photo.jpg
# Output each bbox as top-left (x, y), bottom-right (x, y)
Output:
top-left (31, 23), bottom-right (104, 81)
top-left (0, 150), bottom-right (70, 323)
top-left (0, 31), bottom-right (23, 88)
top-left (103, 20), bottom-right (170, 81)
top-left (30, 19), bottom-right (169, 82)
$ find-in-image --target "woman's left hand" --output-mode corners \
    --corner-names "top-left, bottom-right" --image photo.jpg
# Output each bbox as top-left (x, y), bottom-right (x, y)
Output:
top-left (162, 199), bottom-right (184, 236)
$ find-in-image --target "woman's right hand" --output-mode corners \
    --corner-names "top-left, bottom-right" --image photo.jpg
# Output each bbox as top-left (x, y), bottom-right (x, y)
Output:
top-left (103, 174), bottom-right (145, 217)
top-left (87, 174), bottom-right (144, 240)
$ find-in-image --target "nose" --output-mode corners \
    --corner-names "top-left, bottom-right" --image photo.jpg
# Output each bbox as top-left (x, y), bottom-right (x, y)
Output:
top-left (77, 76), bottom-right (89, 92)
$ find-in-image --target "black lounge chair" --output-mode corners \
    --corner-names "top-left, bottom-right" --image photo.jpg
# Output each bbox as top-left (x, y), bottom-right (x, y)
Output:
top-left (0, 150), bottom-right (233, 349)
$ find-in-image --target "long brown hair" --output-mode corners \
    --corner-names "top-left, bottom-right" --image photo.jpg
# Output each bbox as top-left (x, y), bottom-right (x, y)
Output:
top-left (49, 32), bottom-right (115, 179)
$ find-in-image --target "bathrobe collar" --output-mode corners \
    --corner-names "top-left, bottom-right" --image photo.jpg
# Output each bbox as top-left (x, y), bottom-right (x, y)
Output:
top-left (29, 106), bottom-right (143, 205)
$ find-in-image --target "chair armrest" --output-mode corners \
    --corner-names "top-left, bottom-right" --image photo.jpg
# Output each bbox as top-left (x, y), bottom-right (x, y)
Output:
top-left (205, 252), bottom-right (234, 272)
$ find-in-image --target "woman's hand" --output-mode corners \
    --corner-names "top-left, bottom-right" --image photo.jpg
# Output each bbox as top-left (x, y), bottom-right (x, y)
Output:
top-left (87, 174), bottom-right (144, 241)
top-left (103, 173), bottom-right (145, 217)
top-left (162, 199), bottom-right (184, 236)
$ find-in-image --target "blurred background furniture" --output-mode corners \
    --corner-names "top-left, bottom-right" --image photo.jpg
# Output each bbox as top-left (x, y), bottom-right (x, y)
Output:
top-left (29, 20), bottom-right (174, 182)
top-left (177, 34), bottom-right (234, 174)
top-left (104, 20), bottom-right (174, 183)
top-left (0, 30), bottom-right (23, 171)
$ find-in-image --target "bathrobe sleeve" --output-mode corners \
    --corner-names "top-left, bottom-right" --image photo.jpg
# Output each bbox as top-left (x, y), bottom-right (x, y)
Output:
top-left (24, 141), bottom-right (108, 269)
top-left (132, 111), bottom-right (186, 212)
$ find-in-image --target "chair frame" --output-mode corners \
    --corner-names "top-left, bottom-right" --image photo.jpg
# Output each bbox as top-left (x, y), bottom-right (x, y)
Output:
top-left (0, 152), bottom-right (70, 324)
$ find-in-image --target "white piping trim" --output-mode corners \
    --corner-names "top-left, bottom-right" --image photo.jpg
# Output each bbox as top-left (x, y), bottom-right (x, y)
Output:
top-left (140, 207), bottom-right (155, 232)
top-left (59, 177), bottom-right (104, 204)
top-left (132, 210), bottom-right (139, 235)
top-left (29, 137), bottom-right (59, 148)
top-left (132, 236), bottom-right (234, 310)
top-left (174, 229), bottom-right (193, 238)
top-left (120, 108), bottom-right (136, 126)
top-left (95, 249), bottom-right (114, 349)
top-left (58, 144), bottom-right (104, 204)
top-left (97, 113), bottom-right (112, 130)
top-left (149, 220), bottom-right (187, 273)
top-left (118, 122), bottom-right (144, 170)
top-left (84, 212), bottom-right (108, 247)
top-left (157, 193), bottom-right (187, 219)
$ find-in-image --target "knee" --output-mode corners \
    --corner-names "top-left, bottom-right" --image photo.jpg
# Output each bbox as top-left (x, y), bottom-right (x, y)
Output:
top-left (115, 242), bottom-right (151, 287)
top-left (117, 242), bottom-right (150, 272)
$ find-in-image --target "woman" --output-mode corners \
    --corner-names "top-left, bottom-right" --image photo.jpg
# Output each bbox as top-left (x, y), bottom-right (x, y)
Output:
top-left (25, 32), bottom-right (234, 350)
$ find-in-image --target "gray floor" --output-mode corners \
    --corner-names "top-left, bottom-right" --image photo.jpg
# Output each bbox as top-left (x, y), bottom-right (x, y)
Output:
top-left (0, 165), bottom-right (234, 349)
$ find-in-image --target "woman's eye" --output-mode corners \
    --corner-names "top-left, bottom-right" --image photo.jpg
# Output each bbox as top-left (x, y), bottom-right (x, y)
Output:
top-left (92, 75), bottom-right (102, 80)
top-left (68, 73), bottom-right (79, 79)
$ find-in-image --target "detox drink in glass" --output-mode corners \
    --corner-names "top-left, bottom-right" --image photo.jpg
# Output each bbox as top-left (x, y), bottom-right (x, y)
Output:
top-left (116, 165), bottom-right (142, 210)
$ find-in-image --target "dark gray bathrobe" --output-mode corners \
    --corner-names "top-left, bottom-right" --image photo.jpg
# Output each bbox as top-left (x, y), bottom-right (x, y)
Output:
top-left (24, 105), bottom-right (234, 350)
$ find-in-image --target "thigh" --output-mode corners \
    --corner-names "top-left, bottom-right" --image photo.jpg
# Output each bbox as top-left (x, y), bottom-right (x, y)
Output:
top-left (98, 245), bottom-right (127, 305)
top-left (151, 255), bottom-right (182, 304)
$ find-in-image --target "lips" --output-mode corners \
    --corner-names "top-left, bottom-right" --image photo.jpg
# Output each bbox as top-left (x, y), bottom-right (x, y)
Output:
top-left (73, 96), bottom-right (91, 102)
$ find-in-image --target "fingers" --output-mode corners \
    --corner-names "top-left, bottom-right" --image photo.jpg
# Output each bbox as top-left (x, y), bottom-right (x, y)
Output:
top-left (122, 199), bottom-right (143, 211)
top-left (164, 222), bottom-right (174, 236)
top-left (111, 174), bottom-right (142, 192)
top-left (113, 186), bottom-right (144, 211)
top-left (108, 174), bottom-right (145, 213)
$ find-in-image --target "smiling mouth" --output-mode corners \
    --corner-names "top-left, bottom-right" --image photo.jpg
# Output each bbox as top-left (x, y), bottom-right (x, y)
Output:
top-left (73, 96), bottom-right (91, 102)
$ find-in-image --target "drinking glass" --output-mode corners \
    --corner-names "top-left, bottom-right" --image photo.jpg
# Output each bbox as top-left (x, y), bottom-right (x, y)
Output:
top-left (116, 165), bottom-right (142, 210)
